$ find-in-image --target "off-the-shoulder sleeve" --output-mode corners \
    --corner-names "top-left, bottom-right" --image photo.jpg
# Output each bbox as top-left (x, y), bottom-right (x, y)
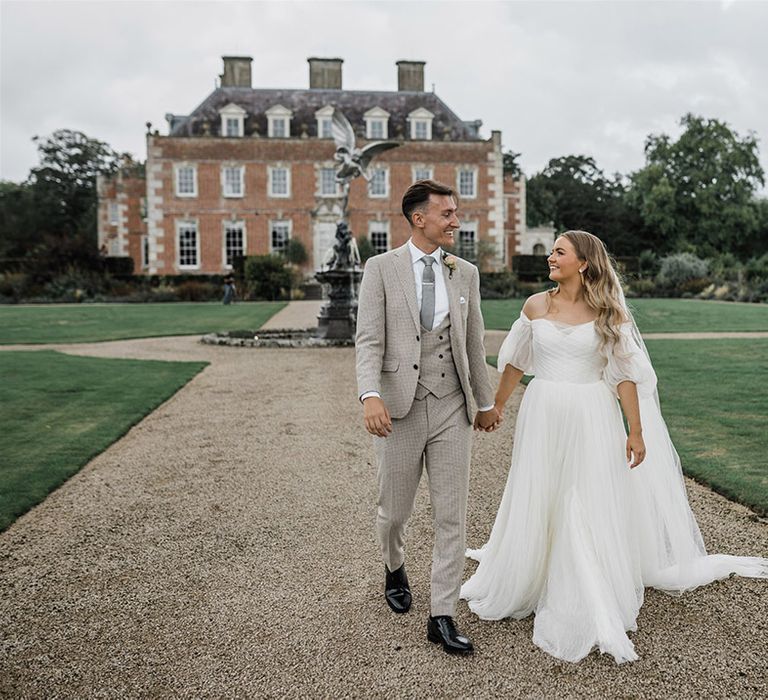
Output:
top-left (602, 323), bottom-right (657, 398)
top-left (497, 312), bottom-right (534, 374)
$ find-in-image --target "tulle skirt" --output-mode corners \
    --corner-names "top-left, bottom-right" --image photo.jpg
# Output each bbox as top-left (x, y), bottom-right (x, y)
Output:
top-left (460, 377), bottom-right (768, 664)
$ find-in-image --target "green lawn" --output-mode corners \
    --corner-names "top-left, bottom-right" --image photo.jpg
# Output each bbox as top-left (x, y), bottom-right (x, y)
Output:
top-left (0, 301), bottom-right (286, 345)
top-left (481, 298), bottom-right (768, 333)
top-left (0, 351), bottom-right (207, 531)
top-left (648, 338), bottom-right (768, 516)
top-left (489, 339), bottom-right (768, 516)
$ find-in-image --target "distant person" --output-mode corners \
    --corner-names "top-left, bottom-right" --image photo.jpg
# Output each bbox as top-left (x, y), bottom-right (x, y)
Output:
top-left (460, 230), bottom-right (768, 663)
top-left (222, 276), bottom-right (236, 305)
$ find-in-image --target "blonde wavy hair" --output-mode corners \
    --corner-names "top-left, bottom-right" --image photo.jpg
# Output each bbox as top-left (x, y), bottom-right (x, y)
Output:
top-left (547, 230), bottom-right (627, 350)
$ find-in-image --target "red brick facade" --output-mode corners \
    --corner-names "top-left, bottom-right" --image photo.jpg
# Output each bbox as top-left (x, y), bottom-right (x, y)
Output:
top-left (97, 168), bottom-right (147, 271)
top-left (98, 57), bottom-right (508, 276)
top-left (503, 173), bottom-right (525, 269)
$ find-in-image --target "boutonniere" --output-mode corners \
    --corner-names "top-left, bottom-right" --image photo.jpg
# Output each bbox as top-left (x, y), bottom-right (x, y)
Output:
top-left (442, 252), bottom-right (457, 279)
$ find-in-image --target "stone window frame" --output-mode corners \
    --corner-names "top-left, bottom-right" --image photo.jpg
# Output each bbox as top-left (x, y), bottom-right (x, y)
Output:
top-left (368, 166), bottom-right (389, 199)
top-left (407, 107), bottom-right (434, 141)
top-left (412, 165), bottom-right (434, 183)
top-left (317, 163), bottom-right (341, 197)
top-left (266, 104), bottom-right (293, 138)
top-left (175, 163), bottom-right (198, 198)
top-left (223, 220), bottom-right (246, 269)
top-left (176, 219), bottom-right (200, 270)
top-left (369, 220), bottom-right (389, 256)
top-left (221, 164), bottom-right (245, 198)
top-left (218, 102), bottom-right (246, 138)
top-left (458, 221), bottom-right (478, 262)
top-left (315, 105), bottom-right (334, 139)
top-left (108, 200), bottom-right (119, 226)
top-left (457, 166), bottom-right (478, 199)
top-left (269, 219), bottom-right (292, 255)
top-left (268, 165), bottom-right (291, 198)
top-left (141, 235), bottom-right (149, 269)
top-left (364, 106), bottom-right (390, 140)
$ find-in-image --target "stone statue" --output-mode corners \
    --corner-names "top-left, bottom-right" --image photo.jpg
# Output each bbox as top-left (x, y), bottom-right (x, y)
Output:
top-left (331, 108), bottom-right (399, 215)
top-left (315, 109), bottom-right (399, 340)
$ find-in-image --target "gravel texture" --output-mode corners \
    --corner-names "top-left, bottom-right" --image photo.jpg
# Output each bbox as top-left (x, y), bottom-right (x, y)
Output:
top-left (1, 324), bottom-right (766, 698)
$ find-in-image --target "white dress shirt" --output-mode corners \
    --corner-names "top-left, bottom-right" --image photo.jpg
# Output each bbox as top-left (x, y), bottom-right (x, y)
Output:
top-left (361, 239), bottom-right (494, 413)
top-left (408, 239), bottom-right (450, 332)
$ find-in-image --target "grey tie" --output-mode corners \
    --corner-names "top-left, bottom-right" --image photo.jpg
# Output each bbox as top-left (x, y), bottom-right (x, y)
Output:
top-left (420, 255), bottom-right (436, 330)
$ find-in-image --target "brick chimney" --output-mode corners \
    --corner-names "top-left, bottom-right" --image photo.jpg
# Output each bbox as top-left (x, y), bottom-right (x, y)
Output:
top-left (308, 57), bottom-right (343, 89)
top-left (220, 56), bottom-right (253, 88)
top-left (396, 60), bottom-right (425, 92)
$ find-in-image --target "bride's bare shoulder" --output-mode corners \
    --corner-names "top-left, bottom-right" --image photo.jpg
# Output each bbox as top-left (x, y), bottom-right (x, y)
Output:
top-left (521, 292), bottom-right (550, 321)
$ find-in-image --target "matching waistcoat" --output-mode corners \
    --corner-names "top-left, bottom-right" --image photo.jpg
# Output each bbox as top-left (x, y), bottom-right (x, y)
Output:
top-left (414, 316), bottom-right (462, 400)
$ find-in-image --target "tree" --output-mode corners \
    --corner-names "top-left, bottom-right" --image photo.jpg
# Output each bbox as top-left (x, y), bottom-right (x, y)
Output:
top-left (0, 129), bottom-right (128, 276)
top-left (628, 114), bottom-right (765, 259)
top-left (29, 129), bottom-right (125, 242)
top-left (524, 155), bottom-right (643, 255)
top-left (503, 149), bottom-right (523, 177)
top-left (0, 181), bottom-right (41, 260)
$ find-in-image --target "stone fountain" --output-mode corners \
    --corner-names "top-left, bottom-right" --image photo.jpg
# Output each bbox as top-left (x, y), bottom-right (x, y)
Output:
top-left (202, 109), bottom-right (399, 348)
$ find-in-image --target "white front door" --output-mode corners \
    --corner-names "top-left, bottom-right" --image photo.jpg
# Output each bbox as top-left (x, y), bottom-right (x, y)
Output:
top-left (314, 222), bottom-right (337, 269)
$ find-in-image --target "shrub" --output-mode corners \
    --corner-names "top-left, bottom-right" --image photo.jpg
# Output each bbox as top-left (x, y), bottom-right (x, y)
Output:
top-left (744, 254), bottom-right (768, 283)
top-left (285, 239), bottom-right (309, 266)
top-left (708, 252), bottom-right (742, 283)
top-left (44, 267), bottom-right (107, 301)
top-left (0, 272), bottom-right (29, 301)
top-left (244, 255), bottom-right (292, 301)
top-left (480, 271), bottom-right (518, 299)
top-left (103, 256), bottom-right (135, 276)
top-left (656, 253), bottom-right (709, 296)
top-left (512, 255), bottom-right (550, 281)
top-left (150, 283), bottom-right (178, 302)
top-left (626, 278), bottom-right (657, 298)
top-left (175, 280), bottom-right (219, 301)
top-left (356, 236), bottom-right (376, 264)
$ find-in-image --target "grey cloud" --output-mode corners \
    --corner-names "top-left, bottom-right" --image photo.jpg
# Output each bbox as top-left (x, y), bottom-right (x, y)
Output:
top-left (1, 0), bottom-right (766, 190)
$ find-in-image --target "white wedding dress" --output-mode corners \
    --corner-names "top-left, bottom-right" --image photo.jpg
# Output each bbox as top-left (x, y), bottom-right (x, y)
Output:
top-left (460, 312), bottom-right (768, 663)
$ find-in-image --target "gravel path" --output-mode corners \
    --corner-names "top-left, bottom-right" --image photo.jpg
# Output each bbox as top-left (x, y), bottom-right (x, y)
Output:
top-left (260, 300), bottom-right (324, 330)
top-left (1, 328), bottom-right (767, 697)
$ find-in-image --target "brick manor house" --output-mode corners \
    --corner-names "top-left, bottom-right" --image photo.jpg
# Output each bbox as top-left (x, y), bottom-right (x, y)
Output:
top-left (98, 56), bottom-right (550, 276)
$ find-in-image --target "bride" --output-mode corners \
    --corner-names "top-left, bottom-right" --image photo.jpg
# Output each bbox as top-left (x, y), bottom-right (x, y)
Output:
top-left (460, 230), bottom-right (768, 663)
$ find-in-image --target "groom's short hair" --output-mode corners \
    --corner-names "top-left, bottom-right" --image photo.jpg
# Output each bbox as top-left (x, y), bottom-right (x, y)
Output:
top-left (402, 179), bottom-right (458, 225)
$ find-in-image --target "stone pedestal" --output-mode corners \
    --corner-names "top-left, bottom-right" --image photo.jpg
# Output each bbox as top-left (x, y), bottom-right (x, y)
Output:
top-left (315, 268), bottom-right (363, 340)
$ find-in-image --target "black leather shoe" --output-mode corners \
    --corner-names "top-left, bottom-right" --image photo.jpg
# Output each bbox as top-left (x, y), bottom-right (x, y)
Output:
top-left (427, 616), bottom-right (474, 655)
top-left (384, 564), bottom-right (412, 614)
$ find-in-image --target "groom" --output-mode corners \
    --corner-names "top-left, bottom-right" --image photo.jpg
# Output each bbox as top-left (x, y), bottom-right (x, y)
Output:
top-left (355, 179), bottom-right (499, 655)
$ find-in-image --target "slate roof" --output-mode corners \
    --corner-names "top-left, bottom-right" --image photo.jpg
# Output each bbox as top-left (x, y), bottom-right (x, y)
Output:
top-left (166, 87), bottom-right (482, 141)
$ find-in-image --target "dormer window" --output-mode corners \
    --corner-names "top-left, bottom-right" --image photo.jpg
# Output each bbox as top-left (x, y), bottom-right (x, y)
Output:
top-left (266, 104), bottom-right (293, 138)
top-left (408, 107), bottom-right (434, 140)
top-left (315, 105), bottom-right (334, 139)
top-left (218, 103), bottom-right (246, 138)
top-left (364, 107), bottom-right (390, 140)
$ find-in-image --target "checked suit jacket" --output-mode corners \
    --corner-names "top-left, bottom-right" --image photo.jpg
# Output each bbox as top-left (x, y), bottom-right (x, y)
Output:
top-left (355, 243), bottom-right (494, 422)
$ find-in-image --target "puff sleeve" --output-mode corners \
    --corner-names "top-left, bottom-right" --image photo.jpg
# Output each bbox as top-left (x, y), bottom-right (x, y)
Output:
top-left (497, 312), bottom-right (534, 374)
top-left (602, 323), bottom-right (657, 398)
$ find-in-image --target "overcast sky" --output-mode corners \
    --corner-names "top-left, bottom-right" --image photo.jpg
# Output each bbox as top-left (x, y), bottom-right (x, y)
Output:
top-left (2, 0), bottom-right (766, 190)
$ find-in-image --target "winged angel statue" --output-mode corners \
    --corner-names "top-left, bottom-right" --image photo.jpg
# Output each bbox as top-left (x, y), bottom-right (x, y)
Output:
top-left (321, 109), bottom-right (399, 270)
top-left (331, 108), bottom-right (399, 213)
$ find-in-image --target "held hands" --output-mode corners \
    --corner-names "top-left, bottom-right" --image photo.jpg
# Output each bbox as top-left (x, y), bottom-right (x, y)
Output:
top-left (363, 396), bottom-right (393, 437)
top-left (626, 431), bottom-right (646, 468)
top-left (474, 406), bottom-right (502, 432)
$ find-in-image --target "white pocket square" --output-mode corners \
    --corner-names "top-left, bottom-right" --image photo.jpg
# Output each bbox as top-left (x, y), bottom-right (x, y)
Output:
top-left (459, 296), bottom-right (466, 304)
